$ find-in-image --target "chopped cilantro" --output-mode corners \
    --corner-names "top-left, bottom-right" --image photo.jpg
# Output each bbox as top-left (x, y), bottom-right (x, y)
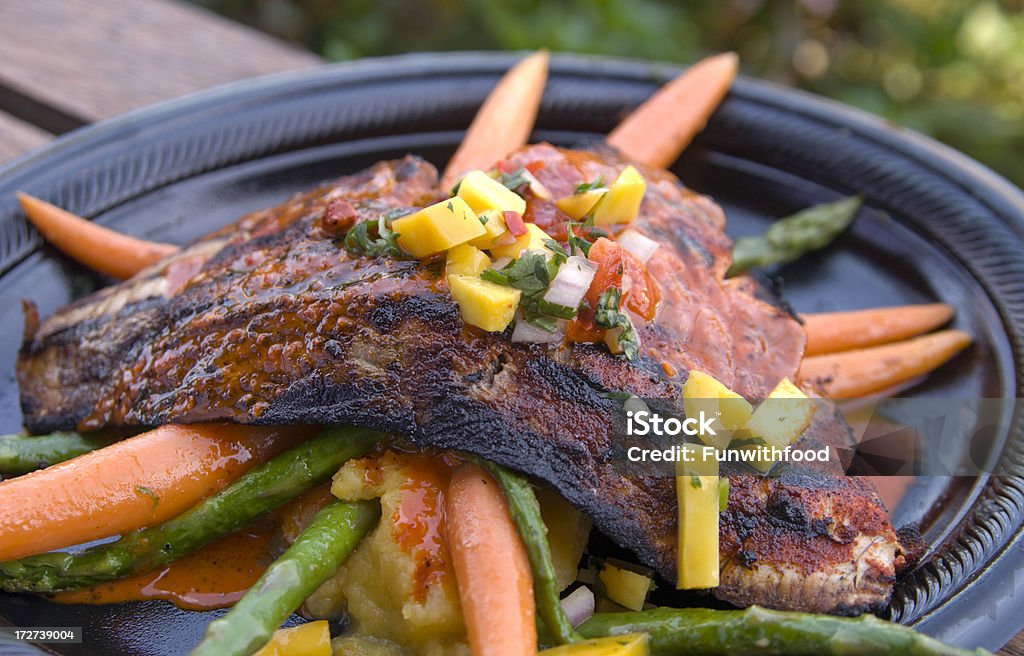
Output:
top-left (483, 252), bottom-right (552, 295)
top-left (446, 201), bottom-right (454, 213)
top-left (523, 312), bottom-right (559, 333)
top-left (594, 288), bottom-right (624, 328)
top-left (499, 167), bottom-right (531, 191)
top-left (595, 287), bottom-right (640, 359)
top-left (730, 436), bottom-right (767, 448)
top-left (567, 223), bottom-right (593, 257)
top-left (574, 176), bottom-right (605, 194)
top-left (479, 214), bottom-right (489, 225)
top-left (690, 474), bottom-right (702, 489)
top-left (483, 250), bottom-right (581, 332)
top-left (344, 213), bottom-right (407, 258)
top-left (543, 239), bottom-right (569, 260)
top-left (382, 207), bottom-right (413, 222)
top-left (537, 299), bottom-right (577, 319)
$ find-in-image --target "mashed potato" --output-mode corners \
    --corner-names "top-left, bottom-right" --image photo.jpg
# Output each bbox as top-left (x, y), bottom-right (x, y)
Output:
top-left (306, 450), bottom-right (589, 656)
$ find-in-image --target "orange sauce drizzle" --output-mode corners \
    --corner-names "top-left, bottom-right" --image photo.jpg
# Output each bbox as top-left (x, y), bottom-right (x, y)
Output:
top-left (52, 524), bottom-right (278, 611)
top-left (390, 453), bottom-right (459, 603)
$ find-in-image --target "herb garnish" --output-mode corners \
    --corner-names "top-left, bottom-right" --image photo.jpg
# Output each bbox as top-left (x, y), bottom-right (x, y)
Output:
top-left (480, 248), bottom-right (578, 331)
top-left (574, 176), bottom-right (605, 194)
top-left (543, 239), bottom-right (569, 260)
top-left (344, 213), bottom-right (408, 258)
top-left (499, 167), bottom-right (531, 191)
top-left (567, 222), bottom-right (592, 257)
top-left (594, 287), bottom-right (640, 359)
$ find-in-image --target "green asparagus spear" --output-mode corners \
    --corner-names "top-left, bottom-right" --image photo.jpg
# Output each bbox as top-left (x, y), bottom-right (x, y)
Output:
top-left (0, 432), bottom-right (111, 475)
top-left (480, 460), bottom-right (581, 645)
top-left (190, 499), bottom-right (380, 656)
top-left (0, 426), bottom-right (380, 592)
top-left (727, 195), bottom-right (863, 277)
top-left (577, 606), bottom-right (990, 656)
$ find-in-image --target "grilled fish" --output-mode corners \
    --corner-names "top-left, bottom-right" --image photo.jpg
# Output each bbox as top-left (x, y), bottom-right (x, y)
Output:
top-left (17, 143), bottom-right (908, 613)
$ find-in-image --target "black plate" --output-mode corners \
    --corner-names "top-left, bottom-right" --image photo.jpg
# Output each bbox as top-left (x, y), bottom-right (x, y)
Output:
top-left (0, 52), bottom-right (1022, 654)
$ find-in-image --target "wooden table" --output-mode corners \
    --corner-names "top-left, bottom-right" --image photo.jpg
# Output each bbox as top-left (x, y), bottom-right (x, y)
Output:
top-left (0, 0), bottom-right (1021, 653)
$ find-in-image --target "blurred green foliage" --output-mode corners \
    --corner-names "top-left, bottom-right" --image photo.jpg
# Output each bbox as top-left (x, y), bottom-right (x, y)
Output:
top-left (195, 0), bottom-right (1024, 186)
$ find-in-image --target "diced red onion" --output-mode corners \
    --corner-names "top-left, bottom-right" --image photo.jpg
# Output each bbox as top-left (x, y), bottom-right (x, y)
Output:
top-left (511, 318), bottom-right (565, 344)
top-left (492, 230), bottom-right (517, 247)
top-left (560, 586), bottom-right (595, 628)
top-left (543, 256), bottom-right (597, 309)
top-left (504, 211), bottom-right (527, 237)
top-left (522, 169), bottom-right (552, 200)
top-left (617, 229), bottom-right (659, 263)
top-left (490, 256), bottom-right (513, 270)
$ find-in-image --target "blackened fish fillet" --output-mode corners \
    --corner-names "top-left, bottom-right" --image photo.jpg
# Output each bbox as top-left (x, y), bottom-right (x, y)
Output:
top-left (17, 144), bottom-right (907, 613)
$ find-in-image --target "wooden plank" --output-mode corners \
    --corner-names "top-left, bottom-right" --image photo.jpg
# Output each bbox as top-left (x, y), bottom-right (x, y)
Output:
top-left (0, 110), bottom-right (51, 164)
top-left (0, 0), bottom-right (321, 127)
top-left (999, 633), bottom-right (1024, 656)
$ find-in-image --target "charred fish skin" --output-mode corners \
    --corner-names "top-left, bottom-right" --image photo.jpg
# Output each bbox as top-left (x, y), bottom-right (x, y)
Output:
top-left (716, 404), bottom-right (906, 616)
top-left (18, 145), bottom-right (903, 614)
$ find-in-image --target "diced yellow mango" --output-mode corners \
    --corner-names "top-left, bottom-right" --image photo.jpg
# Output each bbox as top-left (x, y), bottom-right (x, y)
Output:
top-left (468, 209), bottom-right (510, 249)
top-left (539, 633), bottom-right (649, 656)
top-left (254, 621), bottom-right (331, 656)
top-left (737, 377), bottom-right (816, 472)
top-left (445, 244), bottom-right (491, 277)
top-left (592, 165), bottom-right (646, 226)
top-left (392, 196), bottom-right (485, 258)
top-left (488, 223), bottom-right (554, 260)
top-left (448, 274), bottom-right (520, 332)
top-left (457, 170), bottom-right (527, 214)
top-left (676, 444), bottom-right (719, 589)
top-left (598, 561), bottom-right (652, 611)
top-left (682, 371), bottom-right (754, 450)
top-left (556, 188), bottom-right (607, 220)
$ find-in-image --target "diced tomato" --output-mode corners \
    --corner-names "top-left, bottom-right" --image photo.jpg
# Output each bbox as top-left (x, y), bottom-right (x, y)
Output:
top-left (621, 248), bottom-right (661, 321)
top-left (566, 237), bottom-right (660, 343)
top-left (583, 238), bottom-right (625, 308)
top-left (503, 211), bottom-right (527, 237)
top-left (524, 160), bottom-right (545, 174)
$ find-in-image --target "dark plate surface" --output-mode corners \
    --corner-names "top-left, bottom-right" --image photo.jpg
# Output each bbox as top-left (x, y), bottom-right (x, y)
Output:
top-left (0, 52), bottom-right (1022, 654)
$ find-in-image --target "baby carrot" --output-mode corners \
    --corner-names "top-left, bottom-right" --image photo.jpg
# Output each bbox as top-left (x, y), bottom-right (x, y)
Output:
top-left (803, 303), bottom-right (954, 356)
top-left (17, 192), bottom-right (178, 280)
top-left (0, 423), bottom-right (303, 561)
top-left (441, 51), bottom-right (549, 190)
top-left (445, 462), bottom-right (537, 656)
top-left (607, 52), bottom-right (739, 169)
top-left (798, 329), bottom-right (972, 398)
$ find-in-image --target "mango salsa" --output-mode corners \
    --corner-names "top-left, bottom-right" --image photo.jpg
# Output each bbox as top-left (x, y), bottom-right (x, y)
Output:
top-left (738, 377), bottom-right (816, 472)
top-left (393, 196), bottom-right (485, 258)
top-left (598, 561), bottom-right (652, 611)
top-left (592, 165), bottom-right (646, 226)
top-left (488, 223), bottom-right (555, 259)
top-left (448, 274), bottom-right (520, 332)
top-left (457, 170), bottom-right (527, 214)
top-left (676, 444), bottom-right (719, 589)
top-left (468, 209), bottom-right (510, 249)
top-left (254, 621), bottom-right (331, 656)
top-left (682, 371), bottom-right (754, 450)
top-left (445, 244), bottom-right (491, 277)
top-left (556, 188), bottom-right (606, 220)
top-left (539, 633), bottom-right (649, 656)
